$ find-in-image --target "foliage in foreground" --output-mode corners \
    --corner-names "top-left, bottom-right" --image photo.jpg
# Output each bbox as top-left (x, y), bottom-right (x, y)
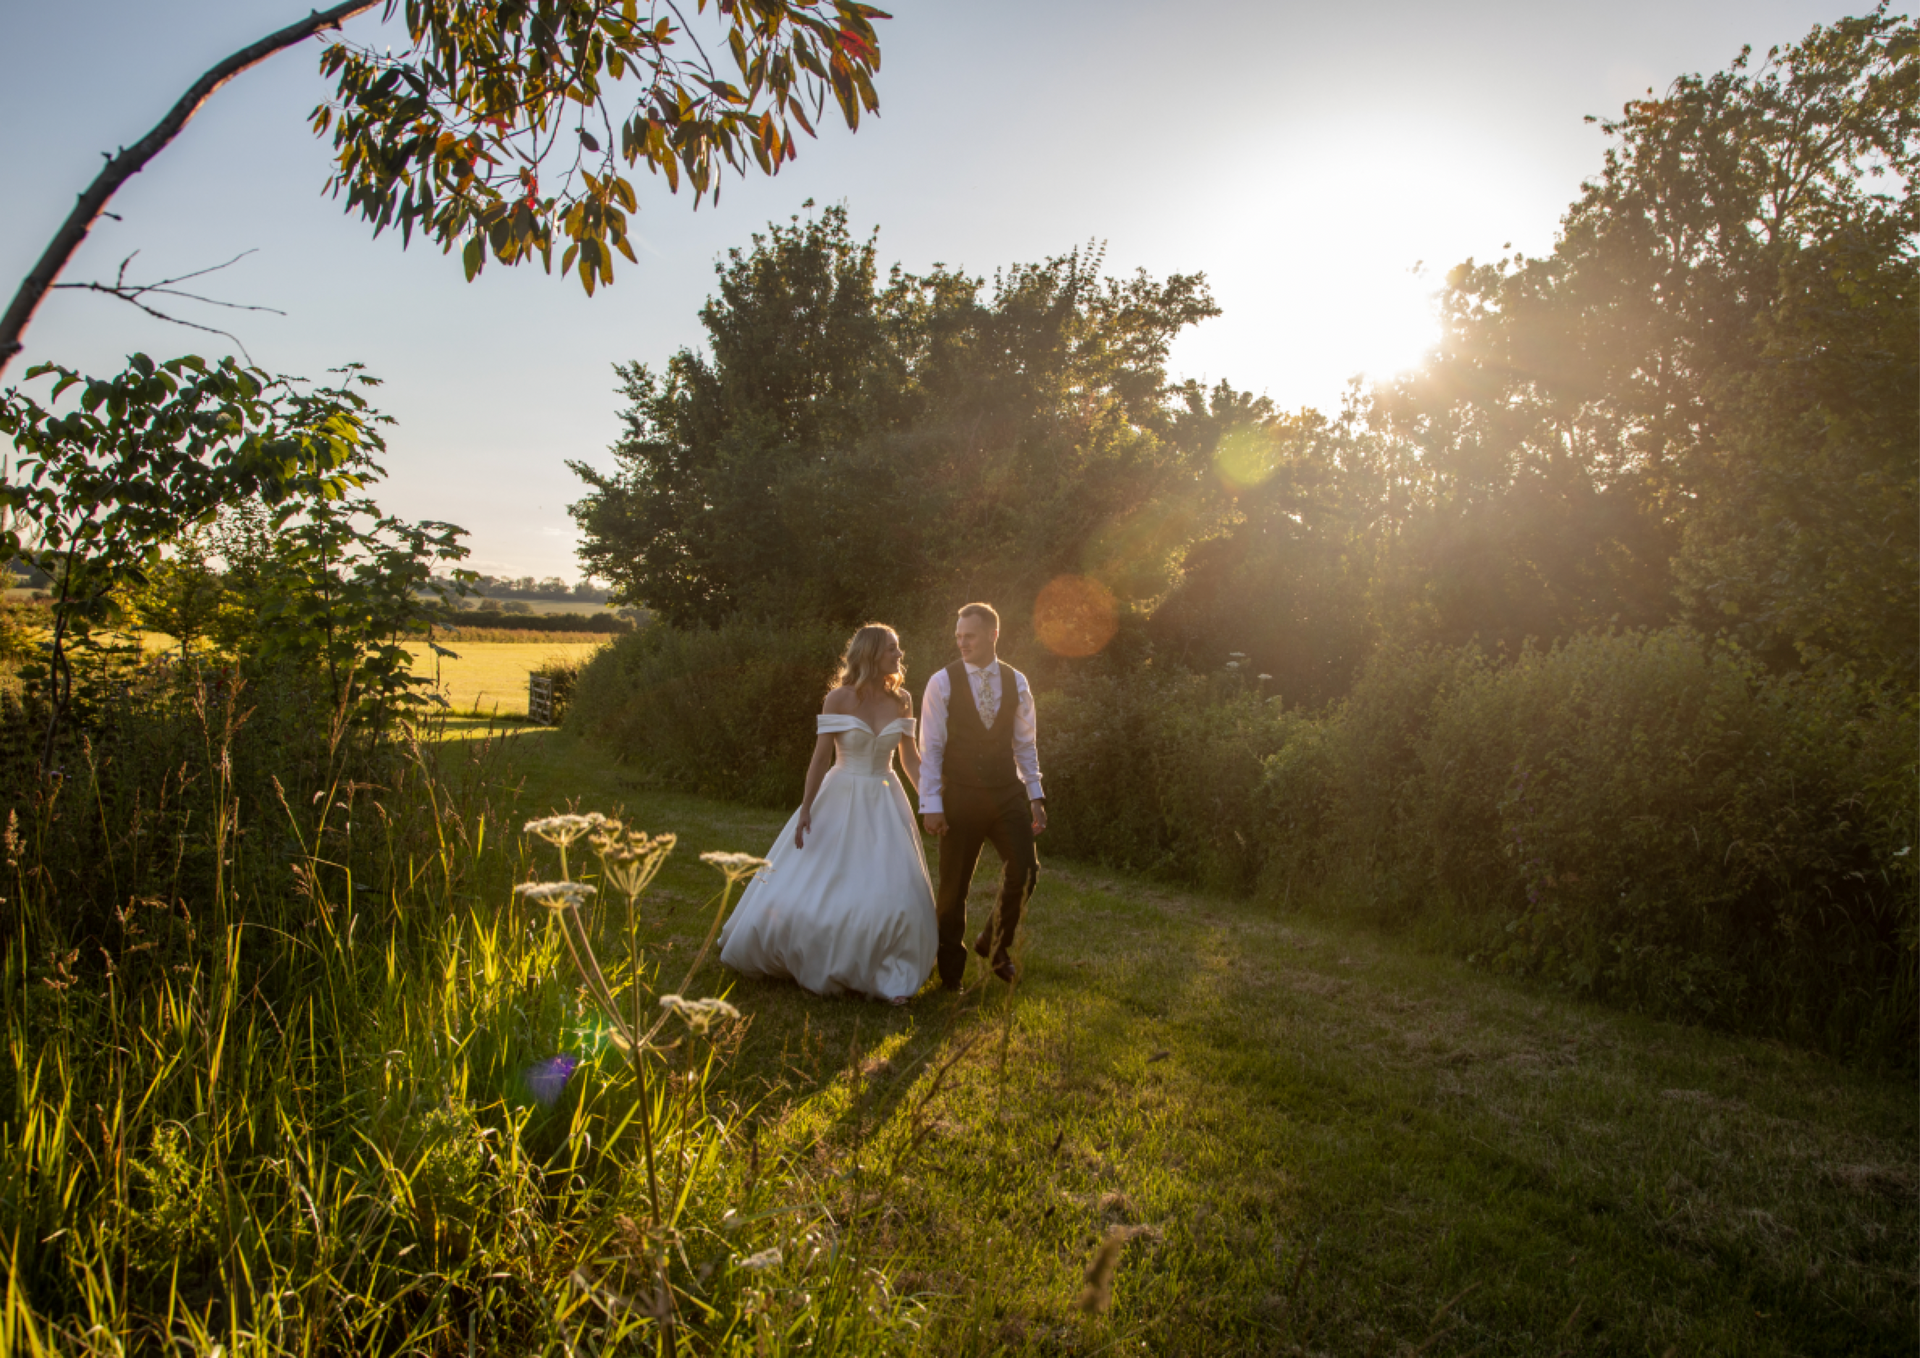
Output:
top-left (0, 671), bottom-right (915, 1353)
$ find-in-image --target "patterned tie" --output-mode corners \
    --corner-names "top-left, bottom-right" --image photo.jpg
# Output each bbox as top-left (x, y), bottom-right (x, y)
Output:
top-left (974, 666), bottom-right (997, 724)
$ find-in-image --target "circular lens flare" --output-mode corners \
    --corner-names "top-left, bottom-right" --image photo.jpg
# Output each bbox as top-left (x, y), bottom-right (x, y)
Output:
top-left (1034, 575), bottom-right (1119, 658)
top-left (1214, 426), bottom-right (1278, 490)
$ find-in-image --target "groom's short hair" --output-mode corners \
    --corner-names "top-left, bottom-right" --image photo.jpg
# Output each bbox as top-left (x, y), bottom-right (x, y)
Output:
top-left (957, 602), bottom-right (999, 630)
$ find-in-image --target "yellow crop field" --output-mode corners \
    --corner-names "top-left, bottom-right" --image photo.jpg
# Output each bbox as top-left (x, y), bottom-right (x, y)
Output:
top-left (0, 621), bottom-right (604, 720)
top-left (407, 640), bottom-right (605, 717)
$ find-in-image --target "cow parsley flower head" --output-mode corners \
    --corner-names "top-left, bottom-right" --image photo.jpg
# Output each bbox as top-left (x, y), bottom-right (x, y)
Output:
top-left (700, 851), bottom-right (770, 884)
top-left (658, 994), bottom-right (742, 1032)
top-left (593, 825), bottom-right (677, 901)
top-left (514, 880), bottom-right (597, 909)
top-left (524, 813), bottom-right (614, 848)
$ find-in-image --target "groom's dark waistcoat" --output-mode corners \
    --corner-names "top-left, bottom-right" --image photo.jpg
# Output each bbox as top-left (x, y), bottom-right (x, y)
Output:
top-left (943, 661), bottom-right (1022, 793)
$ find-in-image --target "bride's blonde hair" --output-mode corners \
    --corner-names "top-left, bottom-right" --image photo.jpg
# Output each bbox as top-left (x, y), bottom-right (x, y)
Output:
top-left (834, 624), bottom-right (905, 700)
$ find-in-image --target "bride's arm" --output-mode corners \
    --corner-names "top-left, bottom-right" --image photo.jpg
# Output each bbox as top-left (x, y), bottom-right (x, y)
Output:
top-left (894, 692), bottom-right (923, 791)
top-left (794, 734), bottom-right (835, 847)
top-left (797, 692), bottom-right (850, 847)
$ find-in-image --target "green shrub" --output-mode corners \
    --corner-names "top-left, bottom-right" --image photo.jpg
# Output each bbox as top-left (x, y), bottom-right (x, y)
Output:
top-left (565, 621), bottom-right (846, 805)
top-left (1042, 665), bottom-right (1298, 893)
top-left (1250, 629), bottom-right (1916, 1058)
top-left (1406, 631), bottom-right (1916, 1049)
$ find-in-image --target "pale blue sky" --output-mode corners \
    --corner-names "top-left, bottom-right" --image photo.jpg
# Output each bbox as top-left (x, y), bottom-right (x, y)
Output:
top-left (2, 0), bottom-right (1853, 579)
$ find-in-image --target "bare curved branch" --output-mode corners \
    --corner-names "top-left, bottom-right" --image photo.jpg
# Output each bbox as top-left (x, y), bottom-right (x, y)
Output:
top-left (0, 0), bottom-right (380, 379)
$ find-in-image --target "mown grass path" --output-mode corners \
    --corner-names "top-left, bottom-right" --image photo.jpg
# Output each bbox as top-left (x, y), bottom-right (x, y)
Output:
top-left (462, 720), bottom-right (1917, 1356)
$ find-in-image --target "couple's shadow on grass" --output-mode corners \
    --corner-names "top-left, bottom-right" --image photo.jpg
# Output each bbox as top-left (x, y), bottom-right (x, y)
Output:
top-left (699, 895), bottom-right (1178, 1158)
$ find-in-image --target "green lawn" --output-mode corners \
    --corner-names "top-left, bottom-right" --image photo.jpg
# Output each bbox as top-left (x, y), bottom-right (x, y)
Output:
top-left (449, 718), bottom-right (1918, 1355)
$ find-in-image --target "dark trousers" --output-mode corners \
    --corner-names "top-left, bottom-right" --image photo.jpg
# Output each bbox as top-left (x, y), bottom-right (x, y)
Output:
top-left (934, 781), bottom-right (1038, 987)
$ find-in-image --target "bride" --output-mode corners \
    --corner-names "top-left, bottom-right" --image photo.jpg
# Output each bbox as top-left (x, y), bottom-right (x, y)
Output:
top-left (717, 624), bottom-right (937, 1003)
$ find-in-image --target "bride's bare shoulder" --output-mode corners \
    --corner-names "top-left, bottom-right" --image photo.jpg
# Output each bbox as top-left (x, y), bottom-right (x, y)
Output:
top-left (896, 687), bottom-right (914, 716)
top-left (822, 685), bottom-right (856, 714)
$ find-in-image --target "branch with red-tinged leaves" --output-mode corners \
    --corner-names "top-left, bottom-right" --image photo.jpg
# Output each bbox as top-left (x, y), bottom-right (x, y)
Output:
top-left (0, 0), bottom-right (379, 379)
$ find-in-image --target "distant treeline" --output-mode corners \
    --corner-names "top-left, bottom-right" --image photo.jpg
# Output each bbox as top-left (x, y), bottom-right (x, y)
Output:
top-left (437, 573), bottom-right (611, 603)
top-left (435, 608), bottom-right (634, 634)
top-left (2, 559), bottom-right (52, 590)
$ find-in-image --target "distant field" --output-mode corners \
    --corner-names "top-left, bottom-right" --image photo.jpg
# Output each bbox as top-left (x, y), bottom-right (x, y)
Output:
top-left (2, 620), bottom-right (604, 720)
top-left (434, 625), bottom-right (622, 644)
top-left (408, 640), bottom-right (605, 717)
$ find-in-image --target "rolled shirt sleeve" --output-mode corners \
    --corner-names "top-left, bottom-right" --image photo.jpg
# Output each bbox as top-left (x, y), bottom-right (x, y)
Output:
top-left (918, 668), bottom-right (950, 815)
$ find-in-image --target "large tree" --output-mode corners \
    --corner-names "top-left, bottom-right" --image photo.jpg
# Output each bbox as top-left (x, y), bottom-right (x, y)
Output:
top-left (1371, 6), bottom-right (1916, 676)
top-left (1, 0), bottom-right (888, 376)
top-left (571, 206), bottom-right (1222, 632)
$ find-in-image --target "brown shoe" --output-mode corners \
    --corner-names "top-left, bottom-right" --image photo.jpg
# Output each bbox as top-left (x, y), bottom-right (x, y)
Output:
top-left (991, 961), bottom-right (1019, 985)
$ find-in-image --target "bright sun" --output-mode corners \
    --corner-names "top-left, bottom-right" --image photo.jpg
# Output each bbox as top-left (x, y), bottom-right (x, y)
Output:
top-left (1341, 271), bottom-right (1441, 382)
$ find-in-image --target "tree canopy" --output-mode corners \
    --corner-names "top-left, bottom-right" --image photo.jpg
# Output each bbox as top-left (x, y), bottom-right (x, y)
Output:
top-left (570, 205), bottom-right (1224, 631)
top-left (1, 0), bottom-right (889, 375)
top-left (575, 10), bottom-right (1915, 697)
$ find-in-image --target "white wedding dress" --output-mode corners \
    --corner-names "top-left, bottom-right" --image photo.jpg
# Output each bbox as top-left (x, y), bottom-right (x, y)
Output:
top-left (718, 715), bottom-right (937, 1000)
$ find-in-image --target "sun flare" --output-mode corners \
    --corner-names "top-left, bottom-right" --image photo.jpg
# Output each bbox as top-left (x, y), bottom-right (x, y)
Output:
top-left (1343, 272), bottom-right (1441, 382)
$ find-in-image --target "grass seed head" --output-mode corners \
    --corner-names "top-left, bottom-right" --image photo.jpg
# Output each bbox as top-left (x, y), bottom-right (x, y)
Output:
top-left (1077, 1225), bottom-right (1139, 1314)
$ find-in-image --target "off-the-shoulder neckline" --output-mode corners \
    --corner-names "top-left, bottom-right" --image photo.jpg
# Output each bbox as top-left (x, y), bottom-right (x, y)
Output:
top-left (821, 714), bottom-right (913, 734)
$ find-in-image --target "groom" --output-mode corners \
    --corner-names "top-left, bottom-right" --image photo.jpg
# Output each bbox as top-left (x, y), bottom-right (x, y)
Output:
top-left (919, 602), bottom-right (1047, 988)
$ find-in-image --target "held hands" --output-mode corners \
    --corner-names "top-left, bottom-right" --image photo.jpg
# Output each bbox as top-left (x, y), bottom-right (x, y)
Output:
top-left (794, 807), bottom-right (812, 849)
top-left (920, 807), bottom-right (1045, 836)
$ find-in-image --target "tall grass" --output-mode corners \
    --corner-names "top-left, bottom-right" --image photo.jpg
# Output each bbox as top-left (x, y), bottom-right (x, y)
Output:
top-left (0, 663), bottom-right (917, 1353)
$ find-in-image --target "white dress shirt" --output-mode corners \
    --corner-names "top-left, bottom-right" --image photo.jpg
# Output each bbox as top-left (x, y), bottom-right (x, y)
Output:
top-left (917, 660), bottom-right (1043, 815)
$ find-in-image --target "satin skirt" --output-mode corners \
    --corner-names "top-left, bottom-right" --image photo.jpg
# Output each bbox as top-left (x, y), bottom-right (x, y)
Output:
top-left (717, 765), bottom-right (937, 1000)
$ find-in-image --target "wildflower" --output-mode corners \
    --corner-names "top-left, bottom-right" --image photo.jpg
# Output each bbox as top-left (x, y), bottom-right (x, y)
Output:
top-left (659, 994), bottom-right (742, 1032)
top-left (1257, 673), bottom-right (1273, 682)
top-left (700, 850), bottom-right (770, 883)
top-left (523, 813), bottom-right (613, 847)
top-left (1228, 651), bottom-right (1248, 658)
top-left (1225, 661), bottom-right (1240, 670)
top-left (738, 1247), bottom-right (782, 1271)
top-left (594, 827), bottom-right (677, 901)
top-left (514, 881), bottom-right (597, 909)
